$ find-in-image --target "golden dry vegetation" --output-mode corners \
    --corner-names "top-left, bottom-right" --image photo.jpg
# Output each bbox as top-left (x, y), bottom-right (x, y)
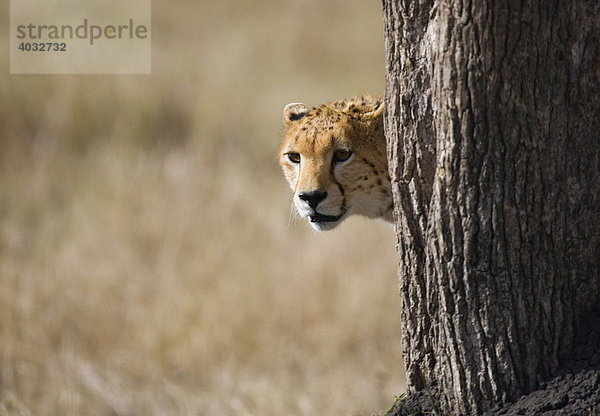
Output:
top-left (0, 1), bottom-right (405, 415)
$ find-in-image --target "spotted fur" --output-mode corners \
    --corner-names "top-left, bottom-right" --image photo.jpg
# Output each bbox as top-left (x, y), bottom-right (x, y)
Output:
top-left (279, 95), bottom-right (393, 231)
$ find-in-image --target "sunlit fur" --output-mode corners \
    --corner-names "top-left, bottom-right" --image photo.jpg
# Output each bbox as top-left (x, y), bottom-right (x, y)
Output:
top-left (279, 95), bottom-right (393, 231)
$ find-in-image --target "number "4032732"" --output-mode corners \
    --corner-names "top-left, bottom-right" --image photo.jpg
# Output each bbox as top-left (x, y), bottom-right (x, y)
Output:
top-left (18, 42), bottom-right (67, 52)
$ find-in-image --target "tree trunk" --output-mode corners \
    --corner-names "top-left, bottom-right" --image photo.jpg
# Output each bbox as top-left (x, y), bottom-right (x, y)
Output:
top-left (382, 0), bottom-right (600, 413)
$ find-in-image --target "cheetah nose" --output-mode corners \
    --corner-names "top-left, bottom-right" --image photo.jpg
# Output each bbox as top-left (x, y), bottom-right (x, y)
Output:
top-left (298, 191), bottom-right (328, 209)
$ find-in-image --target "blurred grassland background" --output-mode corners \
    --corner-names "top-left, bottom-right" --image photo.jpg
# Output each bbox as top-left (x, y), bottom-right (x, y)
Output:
top-left (0, 1), bottom-right (404, 415)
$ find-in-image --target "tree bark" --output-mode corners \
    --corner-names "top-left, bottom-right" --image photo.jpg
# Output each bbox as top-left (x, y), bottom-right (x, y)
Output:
top-left (382, 0), bottom-right (600, 413)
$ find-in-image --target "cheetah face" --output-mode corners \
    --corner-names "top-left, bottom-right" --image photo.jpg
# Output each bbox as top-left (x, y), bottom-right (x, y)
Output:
top-left (279, 98), bottom-right (393, 231)
top-left (282, 145), bottom-right (354, 231)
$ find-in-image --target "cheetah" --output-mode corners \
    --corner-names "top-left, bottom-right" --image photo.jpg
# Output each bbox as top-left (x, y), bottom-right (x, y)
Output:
top-left (279, 95), bottom-right (393, 231)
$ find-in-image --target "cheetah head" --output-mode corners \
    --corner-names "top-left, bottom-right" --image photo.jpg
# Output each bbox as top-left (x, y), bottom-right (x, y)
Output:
top-left (279, 96), bottom-right (393, 231)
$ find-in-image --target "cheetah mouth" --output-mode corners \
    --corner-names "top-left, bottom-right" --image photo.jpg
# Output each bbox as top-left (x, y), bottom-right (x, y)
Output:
top-left (309, 208), bottom-right (346, 223)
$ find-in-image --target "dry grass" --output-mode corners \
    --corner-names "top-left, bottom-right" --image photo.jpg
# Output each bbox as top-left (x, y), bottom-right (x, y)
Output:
top-left (0, 1), bottom-right (405, 415)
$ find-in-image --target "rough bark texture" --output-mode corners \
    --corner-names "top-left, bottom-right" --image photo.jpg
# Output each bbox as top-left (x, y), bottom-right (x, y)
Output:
top-left (389, 304), bottom-right (600, 415)
top-left (383, 0), bottom-right (600, 413)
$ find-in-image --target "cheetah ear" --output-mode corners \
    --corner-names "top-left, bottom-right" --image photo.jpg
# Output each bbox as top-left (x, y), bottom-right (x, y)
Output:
top-left (361, 100), bottom-right (384, 120)
top-left (283, 103), bottom-right (309, 125)
top-left (343, 99), bottom-right (384, 120)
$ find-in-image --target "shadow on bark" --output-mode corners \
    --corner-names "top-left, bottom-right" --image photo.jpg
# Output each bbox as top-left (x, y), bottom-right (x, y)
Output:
top-left (389, 302), bottom-right (600, 415)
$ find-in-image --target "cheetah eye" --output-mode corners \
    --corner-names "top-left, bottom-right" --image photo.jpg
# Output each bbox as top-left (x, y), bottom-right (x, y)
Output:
top-left (286, 152), bottom-right (301, 164)
top-left (333, 149), bottom-right (353, 163)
